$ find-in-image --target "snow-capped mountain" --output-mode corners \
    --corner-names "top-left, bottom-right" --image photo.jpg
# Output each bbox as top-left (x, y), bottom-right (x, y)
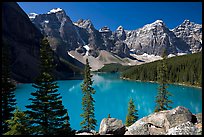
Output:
top-left (28, 8), bottom-right (202, 70)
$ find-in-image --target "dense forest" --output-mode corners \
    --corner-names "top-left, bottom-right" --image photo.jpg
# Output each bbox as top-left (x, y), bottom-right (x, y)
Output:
top-left (121, 52), bottom-right (202, 87)
top-left (98, 52), bottom-right (202, 87)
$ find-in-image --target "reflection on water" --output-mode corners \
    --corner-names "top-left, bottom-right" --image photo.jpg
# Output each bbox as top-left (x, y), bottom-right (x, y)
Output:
top-left (14, 73), bottom-right (202, 131)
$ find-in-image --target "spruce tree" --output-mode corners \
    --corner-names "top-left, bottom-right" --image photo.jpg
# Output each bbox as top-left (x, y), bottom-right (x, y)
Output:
top-left (4, 108), bottom-right (31, 135)
top-left (2, 42), bottom-right (16, 134)
top-left (125, 98), bottom-right (138, 127)
top-left (80, 58), bottom-right (97, 131)
top-left (25, 37), bottom-right (73, 135)
top-left (154, 50), bottom-right (173, 112)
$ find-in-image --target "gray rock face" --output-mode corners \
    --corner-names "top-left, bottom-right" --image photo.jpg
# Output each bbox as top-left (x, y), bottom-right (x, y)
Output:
top-left (173, 20), bottom-right (202, 53)
top-left (32, 9), bottom-right (81, 51)
top-left (125, 106), bottom-right (194, 135)
top-left (166, 121), bottom-right (200, 135)
top-left (99, 118), bottom-right (126, 135)
top-left (123, 20), bottom-right (190, 55)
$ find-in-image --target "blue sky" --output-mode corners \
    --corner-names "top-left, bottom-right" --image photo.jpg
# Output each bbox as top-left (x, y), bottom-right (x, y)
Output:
top-left (18, 2), bottom-right (202, 31)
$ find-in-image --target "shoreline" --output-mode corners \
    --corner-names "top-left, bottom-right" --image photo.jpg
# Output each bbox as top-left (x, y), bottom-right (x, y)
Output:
top-left (121, 77), bottom-right (202, 89)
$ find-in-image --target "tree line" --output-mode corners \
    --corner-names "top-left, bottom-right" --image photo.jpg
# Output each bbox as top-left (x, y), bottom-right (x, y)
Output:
top-left (122, 52), bottom-right (202, 87)
top-left (2, 38), bottom-right (173, 135)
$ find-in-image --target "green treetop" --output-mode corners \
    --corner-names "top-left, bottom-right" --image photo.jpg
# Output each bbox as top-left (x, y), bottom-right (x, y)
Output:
top-left (4, 108), bottom-right (31, 135)
top-left (125, 97), bottom-right (138, 127)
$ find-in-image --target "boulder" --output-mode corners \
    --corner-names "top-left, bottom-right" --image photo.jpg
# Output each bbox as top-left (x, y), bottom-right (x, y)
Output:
top-left (125, 106), bottom-right (193, 135)
top-left (99, 118), bottom-right (126, 135)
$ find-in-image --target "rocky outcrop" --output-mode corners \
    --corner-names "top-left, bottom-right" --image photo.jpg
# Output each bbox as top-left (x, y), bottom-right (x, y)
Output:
top-left (99, 118), bottom-right (126, 135)
top-left (124, 106), bottom-right (202, 135)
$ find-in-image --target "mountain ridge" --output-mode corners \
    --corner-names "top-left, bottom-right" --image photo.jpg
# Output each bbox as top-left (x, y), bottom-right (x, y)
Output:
top-left (17, 6), bottom-right (202, 71)
top-left (28, 8), bottom-right (202, 69)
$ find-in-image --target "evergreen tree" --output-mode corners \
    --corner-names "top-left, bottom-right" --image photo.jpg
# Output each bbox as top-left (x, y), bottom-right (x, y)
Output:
top-left (25, 37), bottom-right (73, 135)
top-left (125, 98), bottom-right (138, 127)
top-left (2, 42), bottom-right (16, 134)
top-left (4, 108), bottom-right (31, 135)
top-left (80, 58), bottom-right (97, 131)
top-left (154, 50), bottom-right (173, 112)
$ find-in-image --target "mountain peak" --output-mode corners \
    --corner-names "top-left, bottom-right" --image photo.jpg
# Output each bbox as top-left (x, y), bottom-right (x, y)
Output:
top-left (151, 20), bottom-right (165, 26)
top-left (142, 20), bottom-right (166, 31)
top-left (181, 19), bottom-right (194, 26)
top-left (47, 8), bottom-right (64, 14)
top-left (117, 25), bottom-right (124, 31)
top-left (99, 26), bottom-right (111, 33)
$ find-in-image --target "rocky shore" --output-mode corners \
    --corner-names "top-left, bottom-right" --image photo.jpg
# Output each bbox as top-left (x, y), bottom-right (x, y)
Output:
top-left (75, 106), bottom-right (202, 135)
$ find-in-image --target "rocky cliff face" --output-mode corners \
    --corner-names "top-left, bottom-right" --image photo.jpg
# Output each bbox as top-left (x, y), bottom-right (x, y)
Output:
top-left (28, 8), bottom-right (202, 71)
top-left (172, 20), bottom-right (202, 53)
top-left (124, 20), bottom-right (190, 55)
top-left (2, 3), bottom-right (83, 82)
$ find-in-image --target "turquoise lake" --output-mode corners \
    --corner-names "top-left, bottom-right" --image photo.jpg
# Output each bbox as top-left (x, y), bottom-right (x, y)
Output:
top-left (14, 73), bottom-right (202, 131)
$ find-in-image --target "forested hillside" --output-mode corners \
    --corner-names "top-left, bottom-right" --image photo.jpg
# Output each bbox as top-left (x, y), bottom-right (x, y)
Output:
top-left (121, 52), bottom-right (202, 87)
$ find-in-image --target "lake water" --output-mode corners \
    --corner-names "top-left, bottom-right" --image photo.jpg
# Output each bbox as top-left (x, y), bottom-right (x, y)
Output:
top-left (14, 73), bottom-right (202, 131)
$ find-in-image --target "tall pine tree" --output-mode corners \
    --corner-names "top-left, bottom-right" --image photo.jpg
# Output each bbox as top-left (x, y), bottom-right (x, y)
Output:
top-left (25, 37), bottom-right (73, 135)
top-left (154, 50), bottom-right (173, 112)
top-left (2, 42), bottom-right (16, 134)
top-left (80, 58), bottom-right (97, 131)
top-left (125, 98), bottom-right (138, 127)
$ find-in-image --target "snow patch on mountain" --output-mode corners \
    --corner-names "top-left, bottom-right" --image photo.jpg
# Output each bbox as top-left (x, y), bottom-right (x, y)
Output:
top-left (44, 20), bottom-right (49, 23)
top-left (167, 54), bottom-right (176, 58)
top-left (117, 25), bottom-right (124, 31)
top-left (47, 8), bottom-right (63, 14)
top-left (177, 53), bottom-right (187, 56)
top-left (143, 20), bottom-right (165, 31)
top-left (83, 45), bottom-right (90, 56)
top-left (28, 13), bottom-right (38, 19)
